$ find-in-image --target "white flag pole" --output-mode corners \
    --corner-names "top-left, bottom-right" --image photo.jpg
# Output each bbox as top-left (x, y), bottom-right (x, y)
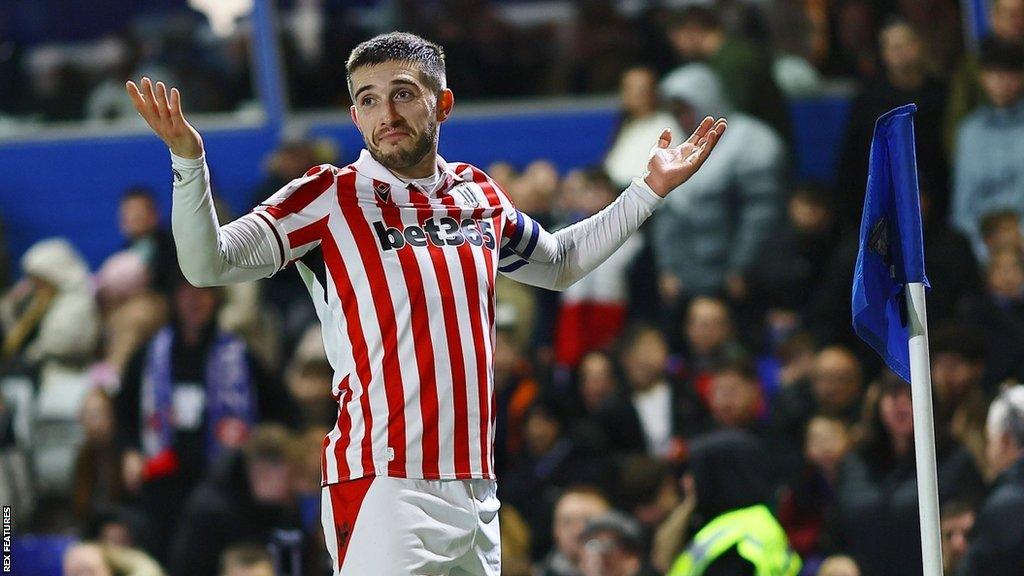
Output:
top-left (905, 281), bottom-right (944, 576)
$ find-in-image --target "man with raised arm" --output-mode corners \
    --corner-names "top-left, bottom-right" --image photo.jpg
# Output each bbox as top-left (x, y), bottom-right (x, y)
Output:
top-left (127, 32), bottom-right (725, 576)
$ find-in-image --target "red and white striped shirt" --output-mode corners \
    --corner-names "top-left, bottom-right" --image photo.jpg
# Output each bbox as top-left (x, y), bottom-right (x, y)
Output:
top-left (170, 148), bottom-right (663, 484)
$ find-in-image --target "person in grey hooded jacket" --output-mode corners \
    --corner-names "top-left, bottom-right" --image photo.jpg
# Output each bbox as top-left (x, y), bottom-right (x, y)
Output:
top-left (656, 64), bottom-right (786, 303)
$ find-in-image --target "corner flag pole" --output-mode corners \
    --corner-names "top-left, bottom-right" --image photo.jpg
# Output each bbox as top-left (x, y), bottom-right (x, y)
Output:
top-left (905, 282), bottom-right (944, 576)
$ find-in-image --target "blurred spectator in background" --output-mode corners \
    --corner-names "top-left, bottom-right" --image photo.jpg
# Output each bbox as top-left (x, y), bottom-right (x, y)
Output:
top-left (603, 66), bottom-right (683, 190)
top-left (93, 250), bottom-right (169, 383)
top-left (946, 0), bottom-right (1024, 150)
top-left (835, 374), bottom-right (984, 576)
top-left (614, 455), bottom-right (682, 533)
top-left (665, 429), bottom-right (801, 576)
top-left (952, 39), bottom-right (1024, 260)
top-left (961, 385), bottom-right (1024, 575)
top-left (894, 0), bottom-right (963, 74)
top-left (980, 209), bottom-right (1024, 259)
top-left (775, 346), bottom-right (865, 443)
top-left (218, 544), bottom-right (275, 576)
top-left (492, 323), bottom-right (539, 475)
top-left (119, 187), bottom-right (177, 295)
top-left (816, 555), bottom-right (861, 576)
top-left (819, 0), bottom-right (880, 80)
top-left (554, 168), bottom-right (642, 368)
top-left (929, 324), bottom-right (990, 473)
top-left (778, 415), bottom-right (853, 560)
top-left (680, 296), bottom-right (746, 400)
top-left (72, 389), bottom-right (130, 524)
top-left (747, 182), bottom-right (844, 339)
top-left (565, 1), bottom-right (642, 94)
top-left (837, 18), bottom-right (948, 228)
top-left (502, 398), bottom-right (611, 560)
top-left (918, 181), bottom-right (983, 324)
top-left (538, 486), bottom-right (611, 576)
top-left (940, 499), bottom-right (975, 575)
top-left (169, 425), bottom-right (301, 576)
top-left (578, 510), bottom-right (657, 576)
top-left (116, 278), bottom-right (294, 559)
top-left (707, 357), bottom-right (764, 434)
top-left (63, 541), bottom-right (165, 576)
top-left (1, 238), bottom-right (99, 370)
top-left (656, 64), bottom-right (784, 305)
top-left (665, 6), bottom-right (791, 140)
top-left (765, 1), bottom-right (824, 98)
top-left (283, 358), bottom-right (336, 431)
top-left (961, 248), bottom-right (1024, 390)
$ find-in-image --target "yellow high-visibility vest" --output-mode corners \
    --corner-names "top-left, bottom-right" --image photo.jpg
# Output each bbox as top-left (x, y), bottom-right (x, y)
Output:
top-left (667, 505), bottom-right (802, 576)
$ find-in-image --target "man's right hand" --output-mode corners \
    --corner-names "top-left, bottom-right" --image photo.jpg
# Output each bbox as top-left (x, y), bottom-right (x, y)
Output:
top-left (126, 77), bottom-right (204, 159)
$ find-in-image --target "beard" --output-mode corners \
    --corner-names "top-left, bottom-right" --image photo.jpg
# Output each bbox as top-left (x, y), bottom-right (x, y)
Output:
top-left (366, 120), bottom-right (437, 172)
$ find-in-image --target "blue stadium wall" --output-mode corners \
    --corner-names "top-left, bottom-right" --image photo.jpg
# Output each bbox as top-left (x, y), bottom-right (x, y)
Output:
top-left (0, 97), bottom-right (850, 270)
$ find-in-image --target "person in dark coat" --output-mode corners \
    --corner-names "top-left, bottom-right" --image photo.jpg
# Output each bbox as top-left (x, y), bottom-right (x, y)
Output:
top-left (961, 385), bottom-right (1024, 576)
top-left (168, 425), bottom-right (304, 576)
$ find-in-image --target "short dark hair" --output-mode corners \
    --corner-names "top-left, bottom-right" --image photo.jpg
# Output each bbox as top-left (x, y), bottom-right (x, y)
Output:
top-left (980, 209), bottom-right (1021, 239)
top-left (121, 185), bottom-right (157, 206)
top-left (346, 32), bottom-right (447, 97)
top-left (930, 323), bottom-right (988, 363)
top-left (979, 37), bottom-right (1024, 71)
top-left (672, 6), bottom-right (722, 31)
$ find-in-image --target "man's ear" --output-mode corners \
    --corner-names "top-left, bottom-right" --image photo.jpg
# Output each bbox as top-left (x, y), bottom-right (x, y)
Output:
top-left (437, 89), bottom-right (454, 122)
top-left (349, 105), bottom-right (361, 133)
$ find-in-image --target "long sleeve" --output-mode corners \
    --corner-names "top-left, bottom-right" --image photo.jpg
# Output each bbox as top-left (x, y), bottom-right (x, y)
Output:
top-left (498, 178), bottom-right (663, 291)
top-left (170, 153), bottom-right (280, 287)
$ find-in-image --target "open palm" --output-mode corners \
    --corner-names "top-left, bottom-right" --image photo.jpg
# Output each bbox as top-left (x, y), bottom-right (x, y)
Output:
top-left (125, 77), bottom-right (204, 159)
top-left (644, 116), bottom-right (727, 197)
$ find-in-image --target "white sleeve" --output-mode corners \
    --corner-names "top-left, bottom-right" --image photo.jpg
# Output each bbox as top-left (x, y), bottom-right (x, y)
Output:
top-left (170, 153), bottom-right (280, 286)
top-left (498, 177), bottom-right (663, 291)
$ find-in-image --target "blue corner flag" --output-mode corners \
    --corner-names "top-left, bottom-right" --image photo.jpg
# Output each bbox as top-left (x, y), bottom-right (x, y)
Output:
top-left (852, 104), bottom-right (930, 383)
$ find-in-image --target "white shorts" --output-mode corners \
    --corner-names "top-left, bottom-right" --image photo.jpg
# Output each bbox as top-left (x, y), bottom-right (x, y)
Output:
top-left (320, 476), bottom-right (501, 576)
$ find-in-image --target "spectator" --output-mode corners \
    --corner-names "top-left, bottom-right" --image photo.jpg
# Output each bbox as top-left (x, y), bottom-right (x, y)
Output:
top-left (82, 506), bottom-right (155, 552)
top-left (579, 510), bottom-right (658, 576)
top-left (538, 486), bottom-right (612, 576)
top-left (816, 555), bottom-right (861, 576)
top-left (775, 346), bottom-right (865, 443)
top-left (940, 500), bottom-right (975, 575)
top-left (961, 249), bottom-right (1024, 391)
top-left (656, 64), bottom-right (785, 304)
top-left (664, 5), bottom-right (791, 140)
top-left (218, 544), bottom-right (275, 576)
top-left (614, 455), bottom-right (682, 531)
top-left (819, 0), bottom-right (880, 80)
top-left (492, 324), bottom-right (539, 475)
top-left (778, 415), bottom-right (853, 559)
top-left (835, 374), bottom-right (984, 576)
top-left (603, 66), bottom-right (684, 189)
top-left (554, 169), bottom-right (642, 368)
top-left (952, 39), bottom-right (1024, 259)
top-left (116, 278), bottom-right (295, 558)
top-left (918, 182), bottom-right (984, 325)
top-left (169, 425), bottom-right (302, 576)
top-left (961, 385), bottom-right (1024, 575)
top-left (616, 325), bottom-right (688, 459)
top-left (930, 324), bottom-right (990, 473)
top-left (836, 18), bottom-right (948, 228)
top-left (502, 399), bottom-right (611, 560)
top-left (665, 430), bottom-right (802, 576)
top-left (284, 358), bottom-right (337, 431)
top-left (980, 210), bottom-right (1024, 259)
top-left (945, 0), bottom-right (1024, 150)
top-left (63, 542), bottom-right (165, 576)
top-left (0, 238), bottom-right (99, 369)
top-left (681, 297), bottom-right (746, 399)
top-left (93, 250), bottom-right (169, 380)
top-left (707, 357), bottom-right (763, 433)
top-left (747, 183), bottom-right (845, 333)
top-left (118, 187), bottom-right (178, 294)
top-left (72, 389), bottom-right (129, 523)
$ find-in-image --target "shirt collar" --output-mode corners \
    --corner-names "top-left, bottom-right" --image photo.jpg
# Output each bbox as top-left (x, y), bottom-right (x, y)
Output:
top-left (352, 149), bottom-right (466, 192)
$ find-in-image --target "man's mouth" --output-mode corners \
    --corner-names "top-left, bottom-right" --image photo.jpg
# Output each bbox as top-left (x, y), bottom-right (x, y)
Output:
top-left (378, 130), bottom-right (410, 143)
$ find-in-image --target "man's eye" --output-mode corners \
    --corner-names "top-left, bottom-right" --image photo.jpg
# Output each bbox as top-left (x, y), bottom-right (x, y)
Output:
top-left (361, 96), bottom-right (375, 106)
top-left (396, 90), bottom-right (412, 100)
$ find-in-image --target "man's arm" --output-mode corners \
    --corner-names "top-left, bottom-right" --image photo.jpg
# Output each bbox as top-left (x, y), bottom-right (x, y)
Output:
top-left (127, 78), bottom-right (279, 286)
top-left (501, 117), bottom-right (727, 291)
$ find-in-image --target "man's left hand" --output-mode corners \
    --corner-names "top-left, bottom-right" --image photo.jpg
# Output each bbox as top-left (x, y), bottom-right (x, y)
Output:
top-left (644, 116), bottom-right (727, 197)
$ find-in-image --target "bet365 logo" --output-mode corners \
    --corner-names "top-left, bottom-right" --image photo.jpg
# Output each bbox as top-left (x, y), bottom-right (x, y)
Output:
top-left (373, 217), bottom-right (496, 251)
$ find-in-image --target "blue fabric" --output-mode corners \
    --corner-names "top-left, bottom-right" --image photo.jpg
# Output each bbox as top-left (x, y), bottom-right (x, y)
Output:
top-left (852, 104), bottom-right (930, 383)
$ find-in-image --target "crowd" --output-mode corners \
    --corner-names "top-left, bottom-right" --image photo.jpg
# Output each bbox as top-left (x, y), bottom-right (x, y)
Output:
top-left (3, 0), bottom-right (1024, 575)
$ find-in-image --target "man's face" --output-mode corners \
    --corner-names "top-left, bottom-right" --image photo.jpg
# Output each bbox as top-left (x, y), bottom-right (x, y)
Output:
top-left (992, 0), bottom-right (1024, 42)
top-left (812, 349), bottom-right (862, 414)
top-left (686, 299), bottom-right (731, 356)
top-left (931, 352), bottom-right (983, 405)
top-left (620, 68), bottom-right (657, 116)
top-left (348, 61), bottom-right (451, 174)
top-left (941, 511), bottom-right (975, 572)
top-left (553, 494), bottom-right (610, 563)
top-left (119, 196), bottom-right (159, 240)
top-left (880, 24), bottom-right (923, 76)
top-left (709, 371), bottom-right (758, 428)
top-left (669, 25), bottom-right (707, 59)
top-left (579, 531), bottom-right (640, 576)
top-left (980, 68), bottom-right (1024, 108)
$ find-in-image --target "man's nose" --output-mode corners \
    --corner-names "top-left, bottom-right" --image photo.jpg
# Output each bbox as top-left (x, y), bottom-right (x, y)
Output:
top-left (382, 100), bottom-right (402, 124)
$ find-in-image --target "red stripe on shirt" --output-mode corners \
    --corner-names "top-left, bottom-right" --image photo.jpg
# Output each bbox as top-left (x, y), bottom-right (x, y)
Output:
top-left (264, 168), bottom-right (335, 220)
top-left (343, 178), bottom-right (409, 477)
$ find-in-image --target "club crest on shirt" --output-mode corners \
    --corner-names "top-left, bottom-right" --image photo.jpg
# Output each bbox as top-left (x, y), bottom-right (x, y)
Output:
top-left (373, 181), bottom-right (392, 203)
top-left (449, 184), bottom-right (480, 207)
